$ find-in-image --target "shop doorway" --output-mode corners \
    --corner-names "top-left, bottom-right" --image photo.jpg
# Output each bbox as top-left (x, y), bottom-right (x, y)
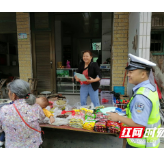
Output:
top-left (54, 12), bottom-right (113, 94)
top-left (31, 13), bottom-right (56, 92)
top-left (32, 32), bottom-right (54, 91)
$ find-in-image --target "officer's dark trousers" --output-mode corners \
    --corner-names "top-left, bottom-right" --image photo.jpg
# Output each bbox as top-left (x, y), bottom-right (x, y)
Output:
top-left (126, 142), bottom-right (137, 148)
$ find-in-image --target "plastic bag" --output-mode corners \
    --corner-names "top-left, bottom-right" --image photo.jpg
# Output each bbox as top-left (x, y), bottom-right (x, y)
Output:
top-left (80, 108), bottom-right (93, 115)
top-left (65, 104), bottom-right (73, 111)
top-left (93, 105), bottom-right (105, 114)
top-left (49, 106), bottom-right (59, 114)
top-left (61, 110), bottom-right (75, 116)
top-left (53, 99), bottom-right (68, 107)
top-left (51, 113), bottom-right (72, 126)
top-left (73, 109), bottom-right (81, 114)
top-left (45, 106), bottom-right (51, 111)
top-left (106, 121), bottom-right (121, 134)
top-left (80, 102), bottom-right (94, 110)
top-left (83, 120), bottom-right (96, 130)
top-left (73, 102), bottom-right (81, 109)
top-left (94, 122), bottom-right (107, 133)
top-left (50, 106), bottom-right (73, 126)
top-left (73, 102), bottom-right (94, 110)
top-left (39, 117), bottom-right (50, 124)
top-left (69, 112), bottom-right (85, 128)
top-left (53, 109), bottom-right (63, 117)
top-left (95, 112), bottom-right (108, 121)
top-left (85, 114), bottom-right (96, 120)
top-left (94, 105), bottom-right (105, 110)
top-left (43, 117), bottom-right (50, 124)
top-left (115, 108), bottom-right (126, 116)
top-left (90, 102), bottom-right (94, 110)
top-left (51, 117), bottom-right (69, 126)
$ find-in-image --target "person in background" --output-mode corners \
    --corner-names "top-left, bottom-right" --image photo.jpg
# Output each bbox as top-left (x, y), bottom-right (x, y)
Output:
top-left (152, 68), bottom-right (162, 100)
top-left (36, 97), bottom-right (55, 124)
top-left (0, 79), bottom-right (45, 148)
top-left (74, 50), bottom-right (102, 107)
top-left (96, 53), bottom-right (102, 67)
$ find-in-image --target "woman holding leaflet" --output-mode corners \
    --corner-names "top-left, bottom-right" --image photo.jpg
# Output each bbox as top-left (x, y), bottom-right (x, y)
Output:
top-left (74, 50), bottom-right (102, 107)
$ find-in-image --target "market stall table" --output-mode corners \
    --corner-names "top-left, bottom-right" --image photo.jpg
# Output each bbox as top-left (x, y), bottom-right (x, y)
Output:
top-left (40, 123), bottom-right (119, 137)
top-left (40, 101), bottom-right (125, 147)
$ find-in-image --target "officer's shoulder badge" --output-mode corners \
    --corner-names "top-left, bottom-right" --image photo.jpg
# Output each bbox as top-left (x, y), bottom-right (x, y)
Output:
top-left (135, 102), bottom-right (144, 114)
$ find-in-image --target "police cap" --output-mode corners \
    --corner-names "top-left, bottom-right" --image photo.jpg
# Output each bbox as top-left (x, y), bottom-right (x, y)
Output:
top-left (125, 53), bottom-right (156, 71)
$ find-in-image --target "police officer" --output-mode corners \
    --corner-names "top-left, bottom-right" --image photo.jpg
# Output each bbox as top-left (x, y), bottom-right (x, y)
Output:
top-left (107, 53), bottom-right (161, 148)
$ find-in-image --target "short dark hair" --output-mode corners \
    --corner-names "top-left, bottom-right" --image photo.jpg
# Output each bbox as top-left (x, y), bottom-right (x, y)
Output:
top-left (139, 69), bottom-right (150, 77)
top-left (146, 70), bottom-right (150, 77)
top-left (83, 50), bottom-right (93, 57)
top-left (81, 50), bottom-right (93, 63)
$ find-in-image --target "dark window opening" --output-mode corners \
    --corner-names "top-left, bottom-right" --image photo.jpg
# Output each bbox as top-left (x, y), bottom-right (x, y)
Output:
top-left (150, 33), bottom-right (163, 52)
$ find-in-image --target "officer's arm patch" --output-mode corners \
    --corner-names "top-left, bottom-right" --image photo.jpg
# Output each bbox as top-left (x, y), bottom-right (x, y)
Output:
top-left (135, 103), bottom-right (145, 114)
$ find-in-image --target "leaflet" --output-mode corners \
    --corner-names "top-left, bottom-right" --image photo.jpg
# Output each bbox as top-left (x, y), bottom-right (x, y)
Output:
top-left (75, 73), bottom-right (87, 81)
top-left (100, 107), bottom-right (116, 115)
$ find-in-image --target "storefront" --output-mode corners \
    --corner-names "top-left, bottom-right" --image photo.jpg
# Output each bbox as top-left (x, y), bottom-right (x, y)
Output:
top-left (0, 12), bottom-right (130, 95)
top-left (30, 12), bottom-right (113, 94)
top-left (2, 12), bottom-right (156, 97)
top-left (27, 12), bottom-right (128, 95)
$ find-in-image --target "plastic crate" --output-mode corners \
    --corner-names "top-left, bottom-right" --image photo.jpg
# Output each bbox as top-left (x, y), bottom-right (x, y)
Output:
top-left (114, 86), bottom-right (125, 95)
top-left (100, 91), bottom-right (113, 105)
top-left (113, 103), bottom-right (127, 109)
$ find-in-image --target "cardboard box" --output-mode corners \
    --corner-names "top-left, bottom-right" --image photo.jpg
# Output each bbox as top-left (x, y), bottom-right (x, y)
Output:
top-left (120, 95), bottom-right (130, 101)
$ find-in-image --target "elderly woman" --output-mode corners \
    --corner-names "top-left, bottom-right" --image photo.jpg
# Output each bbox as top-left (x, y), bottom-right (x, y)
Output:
top-left (0, 79), bottom-right (45, 148)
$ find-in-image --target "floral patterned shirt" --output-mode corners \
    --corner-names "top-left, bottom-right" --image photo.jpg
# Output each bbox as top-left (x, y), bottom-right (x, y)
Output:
top-left (0, 99), bottom-right (45, 148)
